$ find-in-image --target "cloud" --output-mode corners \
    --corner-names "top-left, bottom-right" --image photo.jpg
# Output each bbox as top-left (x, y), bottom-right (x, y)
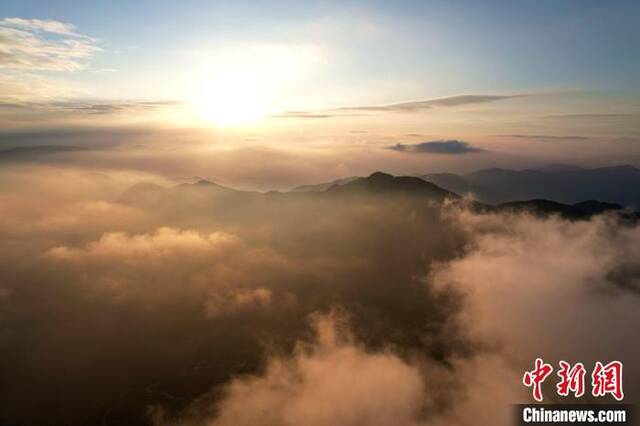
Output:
top-left (0, 99), bottom-right (182, 114)
top-left (157, 209), bottom-right (640, 426)
top-left (0, 167), bottom-right (471, 424)
top-left (543, 113), bottom-right (639, 120)
top-left (271, 111), bottom-right (335, 119)
top-left (1, 17), bottom-right (82, 37)
top-left (432, 209), bottom-right (640, 372)
top-left (267, 94), bottom-right (524, 120)
top-left (0, 129), bottom-right (508, 191)
top-left (54, 100), bottom-right (183, 114)
top-left (496, 134), bottom-right (591, 140)
top-left (0, 145), bottom-right (88, 161)
top-left (0, 128), bottom-right (136, 151)
top-left (333, 94), bottom-right (523, 113)
top-left (0, 71), bottom-right (81, 103)
top-left (0, 165), bottom-right (639, 425)
top-left (157, 312), bottom-right (427, 426)
top-left (0, 17), bottom-right (99, 71)
top-left (47, 227), bottom-right (239, 262)
top-left (390, 140), bottom-right (485, 154)
top-left (206, 287), bottom-right (274, 317)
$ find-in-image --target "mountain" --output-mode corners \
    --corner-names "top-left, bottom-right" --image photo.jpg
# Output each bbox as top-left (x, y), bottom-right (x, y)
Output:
top-left (119, 179), bottom-right (259, 210)
top-left (325, 171), bottom-right (456, 200)
top-left (119, 171), bottom-right (633, 221)
top-left (422, 165), bottom-right (640, 208)
top-left (291, 176), bottom-right (358, 192)
top-left (121, 172), bottom-right (457, 209)
top-left (532, 163), bottom-right (585, 172)
top-left (118, 181), bottom-right (166, 204)
top-left (491, 199), bottom-right (625, 220)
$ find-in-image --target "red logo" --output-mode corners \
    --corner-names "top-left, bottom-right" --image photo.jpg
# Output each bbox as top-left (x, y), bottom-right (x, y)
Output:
top-left (592, 361), bottom-right (624, 401)
top-left (556, 361), bottom-right (586, 398)
top-left (523, 359), bottom-right (623, 402)
top-left (523, 358), bottom-right (554, 402)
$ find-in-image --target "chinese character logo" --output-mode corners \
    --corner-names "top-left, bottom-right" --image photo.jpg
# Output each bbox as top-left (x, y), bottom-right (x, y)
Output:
top-left (592, 361), bottom-right (624, 401)
top-left (523, 358), bottom-right (554, 402)
top-left (556, 360), bottom-right (586, 397)
top-left (523, 359), bottom-right (623, 401)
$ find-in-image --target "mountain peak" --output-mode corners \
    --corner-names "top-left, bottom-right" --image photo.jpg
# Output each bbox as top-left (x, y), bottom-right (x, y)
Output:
top-left (367, 171), bottom-right (394, 181)
top-left (176, 179), bottom-right (227, 190)
top-left (291, 176), bottom-right (358, 192)
top-left (532, 163), bottom-right (584, 172)
top-left (327, 171), bottom-right (456, 200)
top-left (424, 165), bottom-right (640, 208)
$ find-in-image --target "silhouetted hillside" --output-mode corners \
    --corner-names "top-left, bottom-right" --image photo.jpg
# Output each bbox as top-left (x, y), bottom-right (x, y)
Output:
top-left (326, 172), bottom-right (457, 200)
top-left (120, 171), bottom-right (633, 221)
top-left (291, 176), bottom-right (358, 192)
top-left (423, 165), bottom-right (640, 208)
top-left (492, 199), bottom-right (625, 220)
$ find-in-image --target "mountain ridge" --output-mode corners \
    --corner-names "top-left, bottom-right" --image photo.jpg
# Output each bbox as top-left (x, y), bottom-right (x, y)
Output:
top-left (119, 170), bottom-right (636, 220)
top-left (423, 164), bottom-right (640, 208)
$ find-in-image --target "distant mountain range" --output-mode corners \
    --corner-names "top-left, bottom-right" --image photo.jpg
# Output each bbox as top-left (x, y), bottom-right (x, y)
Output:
top-left (291, 176), bottom-right (359, 192)
top-left (422, 165), bottom-right (640, 209)
top-left (122, 170), bottom-right (637, 221)
top-left (292, 165), bottom-right (640, 210)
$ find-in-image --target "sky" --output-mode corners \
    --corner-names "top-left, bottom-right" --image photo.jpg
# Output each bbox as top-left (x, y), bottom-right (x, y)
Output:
top-left (1, 0), bottom-right (639, 188)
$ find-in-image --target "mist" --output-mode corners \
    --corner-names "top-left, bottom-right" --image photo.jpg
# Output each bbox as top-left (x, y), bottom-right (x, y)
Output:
top-left (0, 164), bottom-right (638, 425)
top-left (3, 124), bottom-right (639, 191)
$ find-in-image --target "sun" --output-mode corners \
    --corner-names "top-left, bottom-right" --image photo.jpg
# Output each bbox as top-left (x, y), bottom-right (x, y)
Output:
top-left (189, 71), bottom-right (267, 126)
top-left (184, 44), bottom-right (321, 127)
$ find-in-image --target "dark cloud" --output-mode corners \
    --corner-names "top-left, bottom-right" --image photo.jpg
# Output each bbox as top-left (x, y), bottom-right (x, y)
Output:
top-left (496, 134), bottom-right (592, 140)
top-left (67, 100), bottom-right (183, 115)
top-left (0, 144), bottom-right (88, 161)
top-left (543, 113), bottom-right (639, 120)
top-left (0, 101), bottom-right (25, 109)
top-left (333, 94), bottom-right (523, 113)
top-left (0, 99), bottom-right (183, 115)
top-left (390, 140), bottom-right (485, 154)
top-left (0, 127), bottom-right (158, 149)
top-left (267, 94), bottom-right (523, 120)
top-left (270, 110), bottom-right (335, 119)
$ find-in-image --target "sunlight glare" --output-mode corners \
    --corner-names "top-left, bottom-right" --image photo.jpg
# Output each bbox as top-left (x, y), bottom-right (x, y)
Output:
top-left (191, 71), bottom-right (265, 126)
top-left (186, 45), bottom-right (320, 127)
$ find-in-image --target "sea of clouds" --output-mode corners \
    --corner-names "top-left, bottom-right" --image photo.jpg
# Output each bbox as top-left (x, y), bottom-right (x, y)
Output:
top-left (0, 165), bottom-right (638, 425)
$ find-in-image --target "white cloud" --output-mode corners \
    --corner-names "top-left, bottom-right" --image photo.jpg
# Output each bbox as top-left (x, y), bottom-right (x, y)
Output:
top-left (47, 227), bottom-right (239, 261)
top-left (1, 17), bottom-right (81, 36)
top-left (163, 312), bottom-right (427, 426)
top-left (0, 17), bottom-right (99, 71)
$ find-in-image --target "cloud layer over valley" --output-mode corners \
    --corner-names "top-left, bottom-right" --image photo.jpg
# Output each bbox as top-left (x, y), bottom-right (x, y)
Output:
top-left (0, 165), bottom-right (638, 425)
